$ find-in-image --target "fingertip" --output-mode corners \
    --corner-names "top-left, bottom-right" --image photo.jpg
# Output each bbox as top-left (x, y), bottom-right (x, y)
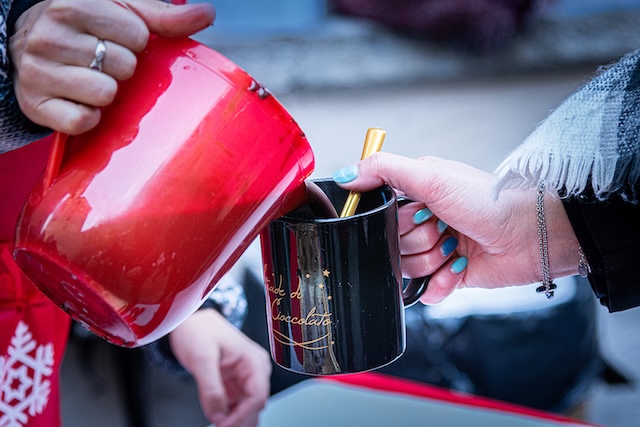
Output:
top-left (436, 219), bottom-right (448, 234)
top-left (208, 412), bottom-right (226, 427)
top-left (202, 393), bottom-right (228, 424)
top-left (191, 2), bottom-right (216, 21)
top-left (62, 109), bottom-right (101, 135)
top-left (178, 2), bottom-right (216, 27)
top-left (440, 236), bottom-right (458, 257)
top-left (419, 291), bottom-right (447, 306)
top-left (332, 164), bottom-right (359, 184)
top-left (450, 256), bottom-right (468, 274)
top-left (419, 257), bottom-right (467, 305)
top-left (412, 207), bottom-right (433, 225)
top-left (126, 0), bottom-right (215, 38)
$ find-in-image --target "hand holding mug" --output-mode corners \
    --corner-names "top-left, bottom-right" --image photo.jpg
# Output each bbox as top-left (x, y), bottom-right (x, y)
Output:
top-left (333, 152), bottom-right (582, 304)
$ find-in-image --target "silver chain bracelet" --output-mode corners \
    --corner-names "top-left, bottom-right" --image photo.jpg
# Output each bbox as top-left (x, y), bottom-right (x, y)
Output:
top-left (535, 181), bottom-right (557, 299)
top-left (578, 247), bottom-right (591, 278)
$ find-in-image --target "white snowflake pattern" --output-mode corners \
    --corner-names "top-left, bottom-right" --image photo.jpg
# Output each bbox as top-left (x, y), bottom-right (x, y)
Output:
top-left (0, 321), bottom-right (55, 427)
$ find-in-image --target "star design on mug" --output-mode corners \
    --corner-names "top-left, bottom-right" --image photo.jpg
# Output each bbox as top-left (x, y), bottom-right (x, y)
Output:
top-left (323, 269), bottom-right (330, 277)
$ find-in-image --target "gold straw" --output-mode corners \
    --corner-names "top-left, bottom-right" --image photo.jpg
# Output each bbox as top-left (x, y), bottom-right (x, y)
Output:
top-left (339, 128), bottom-right (386, 217)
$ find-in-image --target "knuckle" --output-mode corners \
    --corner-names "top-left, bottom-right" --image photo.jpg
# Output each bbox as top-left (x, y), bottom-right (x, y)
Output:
top-left (368, 151), bottom-right (384, 172)
top-left (20, 30), bottom-right (52, 54)
top-left (47, 0), bottom-right (84, 21)
top-left (18, 99), bottom-right (40, 123)
top-left (17, 59), bottom-right (42, 88)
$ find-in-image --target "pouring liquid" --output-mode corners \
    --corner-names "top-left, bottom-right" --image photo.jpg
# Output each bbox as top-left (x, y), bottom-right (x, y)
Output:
top-left (304, 181), bottom-right (339, 219)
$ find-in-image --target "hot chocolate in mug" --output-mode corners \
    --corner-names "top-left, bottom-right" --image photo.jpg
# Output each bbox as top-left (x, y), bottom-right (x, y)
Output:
top-left (13, 36), bottom-right (314, 347)
top-left (260, 179), bottom-right (429, 375)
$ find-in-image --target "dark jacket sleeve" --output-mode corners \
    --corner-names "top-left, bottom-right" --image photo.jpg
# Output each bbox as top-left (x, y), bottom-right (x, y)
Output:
top-left (7, 0), bottom-right (44, 35)
top-left (562, 187), bottom-right (640, 312)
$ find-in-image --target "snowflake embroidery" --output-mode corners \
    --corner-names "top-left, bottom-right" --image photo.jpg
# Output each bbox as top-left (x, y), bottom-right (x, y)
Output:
top-left (0, 321), bottom-right (55, 427)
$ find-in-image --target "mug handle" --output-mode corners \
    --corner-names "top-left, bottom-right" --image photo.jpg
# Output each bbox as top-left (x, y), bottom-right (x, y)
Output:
top-left (397, 196), bottom-right (430, 308)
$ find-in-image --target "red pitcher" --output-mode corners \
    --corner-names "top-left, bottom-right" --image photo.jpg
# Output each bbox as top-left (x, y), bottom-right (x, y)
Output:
top-left (13, 36), bottom-right (314, 347)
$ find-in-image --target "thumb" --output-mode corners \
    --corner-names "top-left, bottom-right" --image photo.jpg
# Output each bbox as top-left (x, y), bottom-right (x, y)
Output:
top-left (332, 152), bottom-right (448, 205)
top-left (124, 0), bottom-right (215, 38)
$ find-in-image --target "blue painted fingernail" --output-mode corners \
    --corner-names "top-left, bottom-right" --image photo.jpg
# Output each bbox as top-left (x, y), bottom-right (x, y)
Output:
top-left (437, 219), bottom-right (448, 234)
top-left (332, 165), bottom-right (359, 184)
top-left (441, 236), bottom-right (458, 257)
top-left (451, 256), bottom-right (468, 274)
top-left (412, 208), bottom-right (433, 225)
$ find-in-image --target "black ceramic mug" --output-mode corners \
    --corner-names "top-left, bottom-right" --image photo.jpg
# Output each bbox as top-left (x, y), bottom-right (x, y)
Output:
top-left (259, 179), bottom-right (429, 375)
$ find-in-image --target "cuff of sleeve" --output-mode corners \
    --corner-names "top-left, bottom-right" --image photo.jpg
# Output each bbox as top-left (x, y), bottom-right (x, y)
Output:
top-left (142, 272), bottom-right (249, 374)
top-left (202, 273), bottom-right (248, 329)
top-left (142, 334), bottom-right (188, 376)
top-left (562, 194), bottom-right (640, 312)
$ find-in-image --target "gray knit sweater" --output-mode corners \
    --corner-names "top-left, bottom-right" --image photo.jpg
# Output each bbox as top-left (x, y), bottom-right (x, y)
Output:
top-left (0, 0), bottom-right (50, 153)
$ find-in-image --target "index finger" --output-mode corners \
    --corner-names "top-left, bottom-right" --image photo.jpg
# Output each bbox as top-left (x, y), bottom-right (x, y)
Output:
top-left (123, 0), bottom-right (215, 39)
top-left (49, 0), bottom-right (150, 52)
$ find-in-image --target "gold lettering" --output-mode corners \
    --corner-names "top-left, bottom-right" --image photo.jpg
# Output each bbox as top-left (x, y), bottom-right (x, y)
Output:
top-left (268, 275), bottom-right (286, 297)
top-left (304, 306), bottom-right (332, 326)
top-left (270, 302), bottom-right (333, 327)
top-left (289, 280), bottom-right (302, 300)
top-left (270, 298), bottom-right (283, 321)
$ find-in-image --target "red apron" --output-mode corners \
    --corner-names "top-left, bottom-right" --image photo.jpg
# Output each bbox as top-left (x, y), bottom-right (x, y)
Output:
top-left (0, 136), bottom-right (70, 427)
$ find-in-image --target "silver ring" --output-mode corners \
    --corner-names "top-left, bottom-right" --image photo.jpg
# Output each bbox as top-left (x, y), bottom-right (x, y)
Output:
top-left (89, 39), bottom-right (107, 72)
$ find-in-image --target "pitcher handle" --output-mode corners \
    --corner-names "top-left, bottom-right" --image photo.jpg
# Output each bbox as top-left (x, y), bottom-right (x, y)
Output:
top-left (42, 132), bottom-right (68, 190)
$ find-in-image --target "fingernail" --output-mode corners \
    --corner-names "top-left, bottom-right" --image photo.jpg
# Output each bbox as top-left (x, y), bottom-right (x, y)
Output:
top-left (451, 256), bottom-right (468, 274)
top-left (412, 208), bottom-right (433, 225)
top-left (332, 165), bottom-right (358, 184)
top-left (437, 219), bottom-right (448, 234)
top-left (440, 236), bottom-right (458, 257)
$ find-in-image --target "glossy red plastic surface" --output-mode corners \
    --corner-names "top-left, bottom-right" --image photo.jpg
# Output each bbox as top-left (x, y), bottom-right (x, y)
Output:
top-left (13, 36), bottom-right (314, 347)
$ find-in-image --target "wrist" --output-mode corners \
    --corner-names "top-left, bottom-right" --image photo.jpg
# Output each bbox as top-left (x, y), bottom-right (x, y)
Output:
top-left (542, 190), bottom-right (582, 279)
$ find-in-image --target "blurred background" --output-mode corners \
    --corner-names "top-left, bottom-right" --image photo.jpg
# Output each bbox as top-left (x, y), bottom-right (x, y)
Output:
top-left (62, 0), bottom-right (640, 426)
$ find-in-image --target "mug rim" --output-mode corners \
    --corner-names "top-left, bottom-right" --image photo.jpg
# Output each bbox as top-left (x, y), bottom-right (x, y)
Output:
top-left (278, 178), bottom-right (396, 224)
